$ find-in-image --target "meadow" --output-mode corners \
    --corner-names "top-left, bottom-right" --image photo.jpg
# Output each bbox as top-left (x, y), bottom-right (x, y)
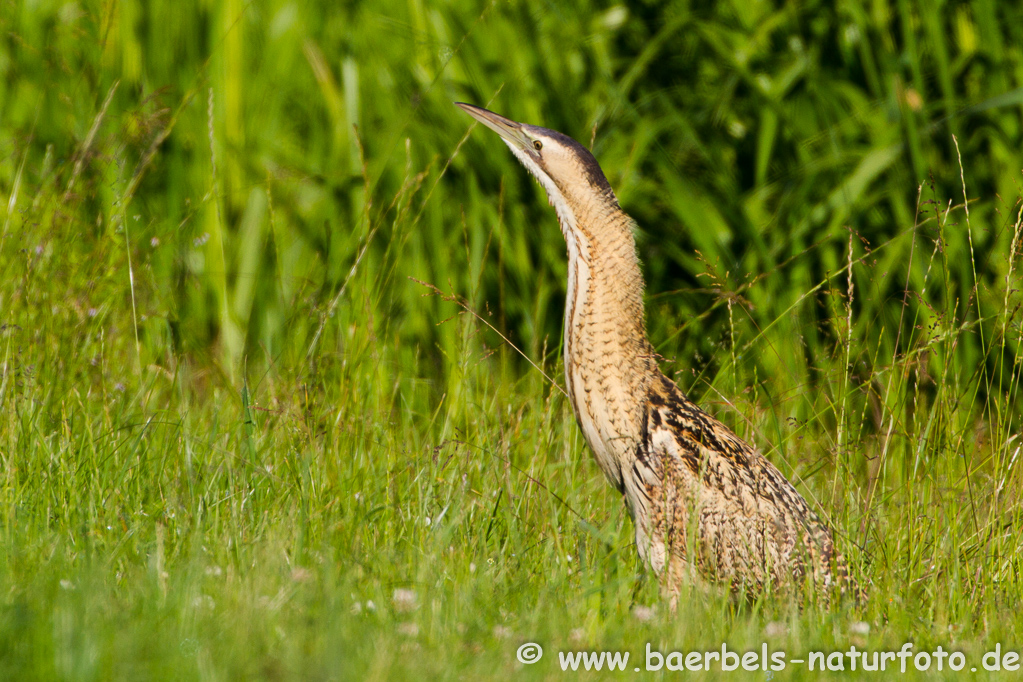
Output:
top-left (2, 0), bottom-right (1023, 678)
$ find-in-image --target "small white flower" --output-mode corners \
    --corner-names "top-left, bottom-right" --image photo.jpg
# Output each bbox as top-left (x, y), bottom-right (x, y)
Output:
top-left (632, 605), bottom-right (656, 622)
top-left (849, 621), bottom-right (870, 636)
top-left (393, 588), bottom-right (417, 613)
top-left (192, 595), bottom-right (215, 610)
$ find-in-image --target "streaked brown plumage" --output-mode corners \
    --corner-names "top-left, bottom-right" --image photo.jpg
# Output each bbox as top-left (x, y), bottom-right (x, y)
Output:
top-left (456, 103), bottom-right (841, 605)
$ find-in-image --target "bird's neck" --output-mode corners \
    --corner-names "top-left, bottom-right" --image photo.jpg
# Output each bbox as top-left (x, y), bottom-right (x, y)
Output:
top-left (558, 198), bottom-right (658, 486)
top-left (561, 198), bottom-right (654, 354)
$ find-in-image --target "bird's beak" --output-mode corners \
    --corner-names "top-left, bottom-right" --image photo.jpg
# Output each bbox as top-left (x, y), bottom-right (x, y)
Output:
top-left (455, 102), bottom-right (531, 151)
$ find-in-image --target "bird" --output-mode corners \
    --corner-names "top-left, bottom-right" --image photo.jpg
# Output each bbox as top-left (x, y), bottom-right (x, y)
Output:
top-left (456, 102), bottom-right (843, 606)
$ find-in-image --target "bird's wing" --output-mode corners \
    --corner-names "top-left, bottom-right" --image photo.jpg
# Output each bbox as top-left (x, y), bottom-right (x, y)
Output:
top-left (624, 373), bottom-right (834, 586)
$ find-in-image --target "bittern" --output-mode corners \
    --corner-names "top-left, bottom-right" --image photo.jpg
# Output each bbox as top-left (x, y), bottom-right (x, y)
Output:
top-left (457, 102), bottom-right (841, 605)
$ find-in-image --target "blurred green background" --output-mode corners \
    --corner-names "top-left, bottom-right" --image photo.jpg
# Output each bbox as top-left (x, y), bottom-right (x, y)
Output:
top-left (2, 0), bottom-right (1023, 678)
top-left (3, 0), bottom-right (1021, 397)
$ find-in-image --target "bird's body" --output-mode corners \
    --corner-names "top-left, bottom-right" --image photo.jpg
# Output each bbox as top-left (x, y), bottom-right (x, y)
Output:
top-left (457, 103), bottom-right (838, 604)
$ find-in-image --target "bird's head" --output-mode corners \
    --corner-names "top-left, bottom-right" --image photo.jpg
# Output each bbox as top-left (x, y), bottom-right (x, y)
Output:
top-left (456, 103), bottom-right (618, 234)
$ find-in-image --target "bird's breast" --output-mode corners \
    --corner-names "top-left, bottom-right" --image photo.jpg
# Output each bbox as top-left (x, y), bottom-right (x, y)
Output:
top-left (563, 276), bottom-right (648, 491)
top-left (567, 359), bottom-right (637, 491)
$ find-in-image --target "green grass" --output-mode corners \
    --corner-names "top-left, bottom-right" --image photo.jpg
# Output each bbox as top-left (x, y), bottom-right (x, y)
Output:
top-left (2, 0), bottom-right (1023, 678)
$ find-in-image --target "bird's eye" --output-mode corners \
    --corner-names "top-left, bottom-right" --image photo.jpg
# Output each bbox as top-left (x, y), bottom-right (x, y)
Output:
top-left (533, 140), bottom-right (543, 151)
